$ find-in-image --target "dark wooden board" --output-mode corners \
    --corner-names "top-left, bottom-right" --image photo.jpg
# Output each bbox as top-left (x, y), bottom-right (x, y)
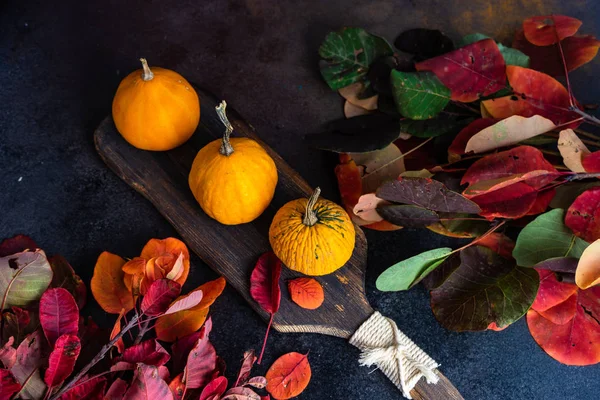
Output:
top-left (94, 86), bottom-right (463, 399)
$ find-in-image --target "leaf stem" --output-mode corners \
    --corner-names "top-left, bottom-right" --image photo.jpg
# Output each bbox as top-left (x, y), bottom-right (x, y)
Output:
top-left (134, 319), bottom-right (151, 345)
top-left (257, 313), bottom-right (274, 365)
top-left (49, 313), bottom-right (140, 400)
top-left (216, 101), bottom-right (235, 156)
top-left (450, 221), bottom-right (506, 256)
top-left (369, 137), bottom-right (433, 176)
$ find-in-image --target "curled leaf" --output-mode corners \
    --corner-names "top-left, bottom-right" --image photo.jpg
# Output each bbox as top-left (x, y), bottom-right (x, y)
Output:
top-left (557, 129), bottom-right (590, 173)
top-left (576, 239), bottom-right (600, 289)
top-left (265, 352), bottom-right (311, 400)
top-left (288, 278), bottom-right (325, 310)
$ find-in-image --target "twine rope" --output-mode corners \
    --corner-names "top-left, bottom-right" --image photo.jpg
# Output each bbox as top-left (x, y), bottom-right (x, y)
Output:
top-left (349, 312), bottom-right (439, 399)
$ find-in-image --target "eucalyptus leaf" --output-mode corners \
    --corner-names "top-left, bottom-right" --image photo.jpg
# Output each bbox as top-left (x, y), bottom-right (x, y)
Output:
top-left (319, 28), bottom-right (394, 90)
top-left (390, 70), bottom-right (450, 120)
top-left (431, 246), bottom-right (539, 331)
top-left (377, 205), bottom-right (440, 228)
top-left (376, 248), bottom-right (452, 291)
top-left (400, 116), bottom-right (473, 138)
top-left (513, 209), bottom-right (589, 267)
top-left (0, 250), bottom-right (53, 310)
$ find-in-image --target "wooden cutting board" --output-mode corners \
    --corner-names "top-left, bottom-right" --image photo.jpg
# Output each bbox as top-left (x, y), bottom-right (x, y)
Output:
top-left (94, 86), bottom-right (462, 400)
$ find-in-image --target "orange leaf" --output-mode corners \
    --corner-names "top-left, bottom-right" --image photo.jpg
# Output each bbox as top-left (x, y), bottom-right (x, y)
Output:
top-left (265, 352), bottom-right (311, 400)
top-left (110, 308), bottom-right (126, 353)
top-left (288, 278), bottom-right (324, 310)
top-left (91, 252), bottom-right (134, 314)
top-left (154, 277), bottom-right (226, 342)
top-left (141, 238), bottom-right (190, 287)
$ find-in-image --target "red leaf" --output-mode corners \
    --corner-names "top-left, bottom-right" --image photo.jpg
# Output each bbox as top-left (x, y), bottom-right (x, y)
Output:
top-left (565, 187), bottom-right (600, 242)
top-left (183, 318), bottom-right (217, 390)
top-left (0, 369), bottom-right (20, 400)
top-left (104, 378), bottom-right (128, 400)
top-left (466, 181), bottom-right (539, 220)
top-left (461, 146), bottom-right (556, 187)
top-left (11, 330), bottom-right (46, 399)
top-left (168, 373), bottom-right (185, 400)
top-left (235, 350), bottom-right (257, 387)
top-left (117, 339), bottom-right (170, 367)
top-left (0, 235), bottom-right (38, 257)
top-left (527, 269), bottom-right (600, 365)
top-left (481, 66), bottom-right (580, 126)
top-left (476, 233), bottom-right (515, 260)
top-left (250, 252), bottom-right (282, 364)
top-left (526, 188), bottom-right (556, 216)
top-left (513, 29), bottom-right (600, 76)
top-left (39, 288), bottom-right (79, 346)
top-left (523, 15), bottom-right (582, 46)
top-left (124, 364), bottom-right (174, 400)
top-left (141, 279), bottom-right (182, 317)
top-left (415, 39), bottom-right (506, 102)
top-left (49, 255), bottom-right (87, 309)
top-left (44, 334), bottom-right (81, 387)
top-left (0, 337), bottom-right (16, 369)
top-left (582, 150), bottom-right (600, 173)
top-left (448, 118), bottom-right (499, 161)
top-left (199, 376), bottom-right (228, 400)
top-left (265, 352), bottom-right (311, 400)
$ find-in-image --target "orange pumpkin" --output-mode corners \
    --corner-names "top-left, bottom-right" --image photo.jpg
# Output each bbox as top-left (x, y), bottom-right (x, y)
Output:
top-left (112, 58), bottom-right (200, 151)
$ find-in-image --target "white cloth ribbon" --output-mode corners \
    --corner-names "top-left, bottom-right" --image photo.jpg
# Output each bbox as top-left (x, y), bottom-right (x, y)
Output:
top-left (349, 312), bottom-right (439, 399)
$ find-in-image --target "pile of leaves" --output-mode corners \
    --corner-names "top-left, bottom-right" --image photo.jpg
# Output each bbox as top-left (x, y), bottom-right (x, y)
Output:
top-left (0, 235), bottom-right (312, 400)
top-left (312, 15), bottom-right (600, 365)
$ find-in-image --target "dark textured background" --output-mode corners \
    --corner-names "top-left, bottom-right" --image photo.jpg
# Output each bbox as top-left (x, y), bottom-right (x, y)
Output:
top-left (2, 0), bottom-right (600, 399)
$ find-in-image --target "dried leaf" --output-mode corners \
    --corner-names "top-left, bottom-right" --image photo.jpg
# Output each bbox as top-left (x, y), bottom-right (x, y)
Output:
top-left (431, 246), bottom-right (539, 331)
top-left (376, 177), bottom-right (481, 214)
top-left (49, 255), bottom-right (86, 309)
top-left (352, 193), bottom-right (388, 223)
top-left (377, 205), bottom-right (440, 228)
top-left (448, 118), bottom-right (499, 161)
top-left (513, 209), bottom-right (589, 267)
top-left (44, 334), bottom-right (81, 388)
top-left (288, 278), bottom-right (324, 310)
top-left (183, 319), bottom-right (217, 390)
top-left (39, 288), bottom-right (79, 346)
top-left (91, 252), bottom-right (134, 314)
top-left (1, 307), bottom-right (32, 345)
top-left (0, 369), bottom-right (21, 400)
top-left (110, 308), bottom-right (125, 354)
top-left (343, 101), bottom-right (371, 118)
top-left (576, 239), bottom-right (600, 289)
top-left (394, 28), bottom-right (454, 59)
top-left (565, 187), bottom-right (600, 243)
top-left (265, 352), bottom-right (311, 400)
top-left (10, 330), bottom-right (46, 399)
top-left (558, 129), bottom-right (590, 173)
top-left (377, 248), bottom-right (452, 291)
top-left (222, 387), bottom-right (261, 400)
top-left (0, 235), bottom-right (38, 257)
top-left (141, 279), bottom-right (181, 317)
top-left (0, 250), bottom-right (53, 310)
top-left (390, 70), bottom-right (450, 120)
top-left (415, 39), bottom-right (506, 102)
top-left (0, 337), bottom-right (16, 369)
top-left (124, 364), bottom-right (174, 400)
top-left (246, 376), bottom-right (268, 389)
top-left (522, 15), bottom-right (582, 46)
top-left (464, 115), bottom-right (556, 154)
top-left (339, 82), bottom-right (378, 110)
top-left (235, 350), bottom-right (257, 387)
top-left (319, 28), bottom-right (393, 90)
top-left (199, 376), bottom-right (228, 400)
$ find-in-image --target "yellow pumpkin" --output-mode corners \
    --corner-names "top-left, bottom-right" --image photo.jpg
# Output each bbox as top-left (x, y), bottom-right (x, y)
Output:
top-left (269, 187), bottom-right (355, 276)
top-left (112, 58), bottom-right (200, 151)
top-left (188, 101), bottom-right (278, 225)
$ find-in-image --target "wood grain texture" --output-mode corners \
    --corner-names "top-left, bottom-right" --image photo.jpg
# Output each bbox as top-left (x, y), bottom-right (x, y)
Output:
top-left (94, 86), bottom-right (462, 399)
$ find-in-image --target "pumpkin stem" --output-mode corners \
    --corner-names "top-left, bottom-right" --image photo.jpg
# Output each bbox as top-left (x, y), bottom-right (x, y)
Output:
top-left (139, 58), bottom-right (154, 81)
top-left (216, 101), bottom-right (235, 156)
top-left (303, 187), bottom-right (321, 226)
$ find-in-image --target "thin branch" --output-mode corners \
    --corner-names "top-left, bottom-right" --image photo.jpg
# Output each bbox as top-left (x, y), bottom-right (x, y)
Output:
top-left (574, 128), bottom-right (600, 141)
top-left (133, 319), bottom-right (151, 345)
top-left (449, 221), bottom-right (506, 256)
top-left (571, 107), bottom-right (600, 128)
top-left (368, 137), bottom-right (433, 176)
top-left (552, 14), bottom-right (575, 107)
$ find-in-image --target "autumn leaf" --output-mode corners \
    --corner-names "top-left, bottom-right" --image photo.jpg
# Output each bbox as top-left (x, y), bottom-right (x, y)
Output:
top-left (265, 352), bottom-right (311, 400)
top-left (583, 151), bottom-right (600, 172)
top-left (352, 193), bottom-right (389, 223)
top-left (44, 334), bottom-right (81, 388)
top-left (399, 115), bottom-right (473, 138)
top-left (481, 66), bottom-right (580, 126)
top-left (376, 177), bottom-right (481, 214)
top-left (183, 318), bottom-right (217, 390)
top-left (448, 118), bottom-right (499, 161)
top-left (565, 187), bottom-right (600, 243)
top-left (199, 376), bottom-right (228, 400)
top-left (124, 364), bottom-right (174, 400)
top-left (389, 70), bottom-right (450, 120)
top-left (1, 307), bottom-right (32, 345)
top-left (575, 239), bottom-right (600, 289)
top-left (319, 27), bottom-right (394, 90)
top-left (168, 374), bottom-right (185, 400)
top-left (522, 15), bottom-right (582, 46)
top-left (49, 255), bottom-right (86, 310)
top-left (0, 235), bottom-right (38, 257)
top-left (10, 330), bottom-right (46, 399)
top-left (141, 279), bottom-right (182, 317)
top-left (557, 129), bottom-right (590, 172)
top-left (250, 252), bottom-right (281, 364)
top-left (415, 39), bottom-right (506, 102)
top-left (377, 205), bottom-right (440, 228)
top-left (0, 250), bottom-right (53, 310)
top-left (464, 115), bottom-right (556, 154)
top-left (527, 269), bottom-right (600, 365)
top-left (288, 278), bottom-right (324, 310)
top-left (0, 337), bottom-right (16, 369)
top-left (513, 209), bottom-right (589, 267)
top-left (344, 101), bottom-right (371, 118)
top-left (459, 33), bottom-right (530, 68)
top-left (91, 251), bottom-right (134, 314)
top-left (39, 288), bottom-right (79, 346)
top-left (339, 82), bottom-right (378, 111)
top-left (110, 308), bottom-right (125, 354)
top-left (0, 369), bottom-right (21, 400)
top-left (377, 248), bottom-right (452, 291)
top-left (394, 28), bottom-right (454, 60)
top-left (234, 349), bottom-right (257, 387)
top-left (140, 238), bottom-right (191, 290)
top-left (431, 246), bottom-right (539, 331)
top-left (115, 339), bottom-right (170, 368)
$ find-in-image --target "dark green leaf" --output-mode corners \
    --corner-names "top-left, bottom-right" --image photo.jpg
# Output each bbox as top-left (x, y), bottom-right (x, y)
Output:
top-left (394, 29), bottom-right (454, 60)
top-left (319, 28), bottom-right (394, 90)
top-left (399, 116), bottom-right (473, 138)
top-left (431, 246), bottom-right (539, 331)
top-left (513, 209), bottom-right (589, 267)
top-left (376, 248), bottom-right (452, 291)
top-left (390, 71), bottom-right (450, 120)
top-left (377, 205), bottom-right (440, 228)
top-left (377, 177), bottom-right (481, 213)
top-left (305, 114), bottom-right (400, 153)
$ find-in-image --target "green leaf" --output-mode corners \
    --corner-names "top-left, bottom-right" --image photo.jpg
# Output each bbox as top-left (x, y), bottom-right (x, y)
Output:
top-left (459, 33), bottom-right (530, 67)
top-left (390, 70), bottom-right (450, 120)
top-left (399, 116), bottom-right (473, 138)
top-left (0, 250), bottom-right (53, 310)
top-left (431, 246), bottom-right (539, 331)
top-left (319, 28), bottom-right (394, 90)
top-left (376, 248), bottom-right (452, 291)
top-left (513, 209), bottom-right (589, 267)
